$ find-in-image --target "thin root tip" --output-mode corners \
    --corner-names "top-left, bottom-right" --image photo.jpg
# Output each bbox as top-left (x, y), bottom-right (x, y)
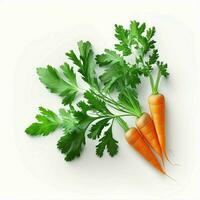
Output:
top-left (166, 159), bottom-right (180, 167)
top-left (164, 152), bottom-right (180, 167)
top-left (163, 172), bottom-right (176, 182)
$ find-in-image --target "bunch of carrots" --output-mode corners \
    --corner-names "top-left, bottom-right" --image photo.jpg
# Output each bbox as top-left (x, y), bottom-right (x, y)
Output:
top-left (125, 93), bottom-right (167, 173)
top-left (96, 20), bottom-right (170, 173)
top-left (25, 20), bottom-right (172, 175)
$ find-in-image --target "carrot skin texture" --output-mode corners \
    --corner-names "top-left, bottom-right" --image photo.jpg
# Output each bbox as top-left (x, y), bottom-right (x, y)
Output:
top-left (136, 113), bottom-right (162, 160)
top-left (148, 93), bottom-right (168, 160)
top-left (125, 128), bottom-right (164, 173)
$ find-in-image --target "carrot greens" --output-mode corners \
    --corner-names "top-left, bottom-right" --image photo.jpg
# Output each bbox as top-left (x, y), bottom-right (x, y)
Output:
top-left (26, 40), bottom-right (139, 161)
top-left (25, 20), bottom-right (169, 162)
top-left (97, 20), bottom-right (169, 95)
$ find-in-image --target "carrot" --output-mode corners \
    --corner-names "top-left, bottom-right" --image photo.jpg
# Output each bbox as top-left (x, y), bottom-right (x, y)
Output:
top-left (148, 93), bottom-right (169, 161)
top-left (136, 113), bottom-right (163, 161)
top-left (125, 127), bottom-right (164, 173)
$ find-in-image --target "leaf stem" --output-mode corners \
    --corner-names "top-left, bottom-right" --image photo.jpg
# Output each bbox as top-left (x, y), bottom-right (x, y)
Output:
top-left (92, 90), bottom-right (133, 115)
top-left (77, 81), bottom-right (141, 117)
top-left (116, 117), bottom-right (129, 132)
top-left (153, 69), bottom-right (161, 94)
top-left (149, 74), bottom-right (155, 94)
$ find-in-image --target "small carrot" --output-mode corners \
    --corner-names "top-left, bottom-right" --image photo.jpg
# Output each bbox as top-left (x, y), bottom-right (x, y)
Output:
top-left (135, 113), bottom-right (163, 162)
top-left (148, 93), bottom-right (170, 161)
top-left (144, 60), bottom-right (169, 161)
top-left (112, 88), bottom-right (162, 161)
top-left (125, 127), bottom-right (164, 173)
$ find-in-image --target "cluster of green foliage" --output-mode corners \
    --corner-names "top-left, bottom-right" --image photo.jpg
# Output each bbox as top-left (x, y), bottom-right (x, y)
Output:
top-left (26, 21), bottom-right (168, 161)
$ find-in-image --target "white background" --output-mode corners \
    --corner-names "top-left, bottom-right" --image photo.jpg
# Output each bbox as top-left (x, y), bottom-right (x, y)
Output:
top-left (0, 0), bottom-right (200, 199)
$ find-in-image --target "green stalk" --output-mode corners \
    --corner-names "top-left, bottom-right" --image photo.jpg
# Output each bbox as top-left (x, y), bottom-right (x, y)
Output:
top-left (149, 69), bottom-right (161, 95)
top-left (116, 117), bottom-right (129, 132)
top-left (153, 69), bottom-right (161, 94)
top-left (79, 87), bottom-right (132, 115)
top-left (134, 106), bottom-right (143, 118)
top-left (92, 90), bottom-right (134, 115)
top-left (149, 74), bottom-right (155, 94)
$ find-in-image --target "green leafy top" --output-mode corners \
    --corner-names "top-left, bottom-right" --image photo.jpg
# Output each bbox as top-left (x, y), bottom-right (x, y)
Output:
top-left (96, 49), bottom-right (141, 93)
top-left (37, 63), bottom-right (78, 105)
top-left (96, 49), bottom-right (125, 66)
top-left (96, 126), bottom-right (118, 157)
top-left (114, 21), bottom-right (155, 56)
top-left (25, 107), bottom-right (77, 136)
top-left (26, 38), bottom-right (144, 162)
top-left (26, 93), bottom-right (123, 160)
top-left (56, 102), bottom-right (95, 161)
top-left (98, 20), bottom-right (169, 95)
top-left (66, 41), bottom-right (99, 88)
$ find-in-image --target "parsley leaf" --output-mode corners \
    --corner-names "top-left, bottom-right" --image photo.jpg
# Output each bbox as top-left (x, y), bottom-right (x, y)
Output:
top-left (57, 128), bottom-right (85, 161)
top-left (146, 27), bottom-right (156, 41)
top-left (96, 49), bottom-right (125, 66)
top-left (129, 21), bottom-right (151, 54)
top-left (157, 61), bottom-right (169, 77)
top-left (88, 118), bottom-right (110, 139)
top-left (114, 24), bottom-right (131, 56)
top-left (148, 49), bottom-right (159, 65)
top-left (60, 63), bottom-right (77, 86)
top-left (96, 49), bottom-right (131, 92)
top-left (73, 101), bottom-right (96, 130)
top-left (118, 87), bottom-right (142, 117)
top-left (114, 21), bottom-right (156, 57)
top-left (84, 91), bottom-right (110, 115)
top-left (100, 64), bottom-right (127, 93)
top-left (57, 101), bottom-right (97, 161)
top-left (96, 126), bottom-right (118, 157)
top-left (25, 107), bottom-right (61, 136)
top-left (96, 49), bottom-right (137, 93)
top-left (66, 41), bottom-right (98, 88)
top-left (59, 108), bottom-right (78, 132)
top-left (130, 21), bottom-right (146, 38)
top-left (25, 107), bottom-right (78, 136)
top-left (37, 64), bottom-right (78, 105)
top-left (140, 65), bottom-right (152, 77)
top-left (126, 67), bottom-right (141, 88)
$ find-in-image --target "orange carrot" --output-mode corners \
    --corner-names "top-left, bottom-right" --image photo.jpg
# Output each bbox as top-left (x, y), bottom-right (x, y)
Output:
top-left (148, 93), bottom-right (169, 160)
top-left (125, 127), bottom-right (164, 173)
top-left (136, 113), bottom-right (163, 161)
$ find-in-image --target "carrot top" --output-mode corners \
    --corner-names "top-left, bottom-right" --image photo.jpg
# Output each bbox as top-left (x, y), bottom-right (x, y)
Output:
top-left (25, 40), bottom-right (135, 161)
top-left (96, 20), bottom-right (169, 95)
top-left (127, 21), bottom-right (170, 95)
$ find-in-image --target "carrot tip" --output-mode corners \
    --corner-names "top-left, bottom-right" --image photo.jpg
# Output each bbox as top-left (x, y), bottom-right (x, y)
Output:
top-left (161, 156), bottom-right (165, 168)
top-left (164, 152), bottom-right (180, 167)
top-left (164, 172), bottom-right (176, 182)
top-left (168, 161), bottom-right (180, 167)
